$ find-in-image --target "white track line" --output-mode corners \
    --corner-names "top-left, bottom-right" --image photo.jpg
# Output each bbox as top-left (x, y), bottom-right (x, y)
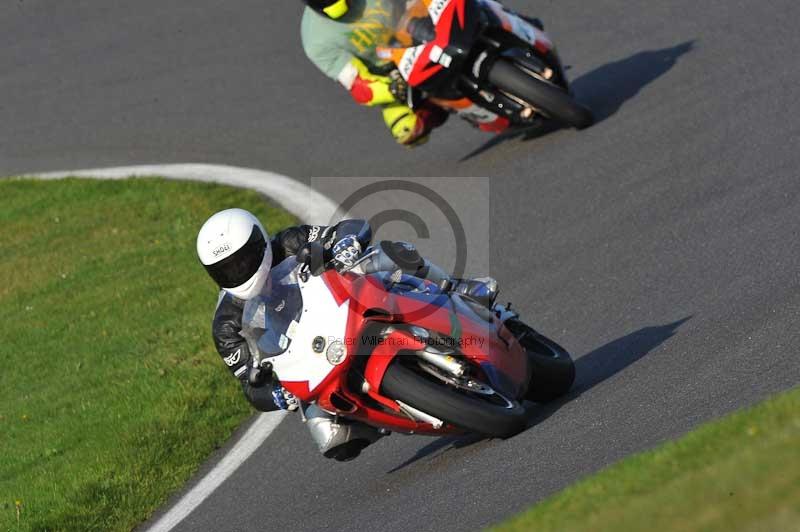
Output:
top-left (146, 411), bottom-right (287, 532)
top-left (23, 163), bottom-right (339, 532)
top-left (31, 163), bottom-right (341, 224)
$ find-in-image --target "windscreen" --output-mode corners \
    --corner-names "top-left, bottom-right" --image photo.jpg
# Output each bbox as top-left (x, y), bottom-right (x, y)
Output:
top-left (240, 257), bottom-right (303, 357)
top-left (393, 0), bottom-right (435, 46)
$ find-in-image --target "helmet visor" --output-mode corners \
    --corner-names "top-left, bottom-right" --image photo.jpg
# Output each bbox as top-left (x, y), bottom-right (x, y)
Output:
top-left (204, 226), bottom-right (267, 288)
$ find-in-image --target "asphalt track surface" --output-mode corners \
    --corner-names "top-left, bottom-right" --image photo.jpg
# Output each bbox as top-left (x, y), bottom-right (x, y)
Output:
top-left (3, 1), bottom-right (800, 531)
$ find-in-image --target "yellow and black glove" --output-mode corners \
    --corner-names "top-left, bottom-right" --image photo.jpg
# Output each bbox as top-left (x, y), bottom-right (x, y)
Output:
top-left (340, 57), bottom-right (397, 106)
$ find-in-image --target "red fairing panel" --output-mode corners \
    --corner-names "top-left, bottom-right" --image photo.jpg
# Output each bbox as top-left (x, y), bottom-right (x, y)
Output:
top-left (280, 268), bottom-right (527, 434)
top-left (363, 330), bottom-right (425, 392)
top-left (408, 0), bottom-right (466, 87)
top-left (338, 269), bottom-right (529, 398)
top-left (408, 297), bottom-right (529, 399)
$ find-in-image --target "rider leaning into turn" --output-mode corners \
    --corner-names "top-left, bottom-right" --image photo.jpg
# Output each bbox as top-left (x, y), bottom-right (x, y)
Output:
top-left (197, 208), bottom-right (498, 461)
top-left (300, 0), bottom-right (449, 147)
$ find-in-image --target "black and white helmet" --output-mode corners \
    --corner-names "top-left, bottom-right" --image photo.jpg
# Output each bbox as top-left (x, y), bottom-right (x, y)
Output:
top-left (197, 208), bottom-right (272, 300)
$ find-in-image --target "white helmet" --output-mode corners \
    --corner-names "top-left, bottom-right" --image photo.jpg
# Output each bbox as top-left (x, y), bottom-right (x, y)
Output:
top-left (197, 208), bottom-right (273, 300)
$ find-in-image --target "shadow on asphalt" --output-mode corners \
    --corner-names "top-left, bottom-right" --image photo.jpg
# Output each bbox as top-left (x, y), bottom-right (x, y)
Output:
top-left (388, 317), bottom-right (691, 473)
top-left (459, 118), bottom-right (560, 161)
top-left (524, 316), bottom-right (693, 428)
top-left (386, 432), bottom-right (486, 473)
top-left (573, 40), bottom-right (696, 123)
top-left (460, 40), bottom-right (695, 161)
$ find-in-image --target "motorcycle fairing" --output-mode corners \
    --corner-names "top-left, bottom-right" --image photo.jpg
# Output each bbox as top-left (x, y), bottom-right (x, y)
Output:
top-left (250, 265), bottom-right (529, 435)
top-left (376, 0), bottom-right (558, 131)
top-left (381, 0), bottom-right (551, 89)
top-left (479, 0), bottom-right (552, 53)
top-left (255, 271), bottom-right (350, 398)
top-left (378, 0), bottom-right (479, 90)
top-left (330, 270), bottom-right (529, 400)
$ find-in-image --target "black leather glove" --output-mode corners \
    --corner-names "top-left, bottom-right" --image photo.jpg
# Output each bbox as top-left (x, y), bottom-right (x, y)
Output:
top-left (389, 70), bottom-right (409, 104)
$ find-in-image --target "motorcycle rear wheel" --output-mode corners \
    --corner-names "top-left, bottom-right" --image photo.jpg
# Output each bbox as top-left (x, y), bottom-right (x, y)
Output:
top-left (488, 58), bottom-right (594, 130)
top-left (381, 359), bottom-right (527, 438)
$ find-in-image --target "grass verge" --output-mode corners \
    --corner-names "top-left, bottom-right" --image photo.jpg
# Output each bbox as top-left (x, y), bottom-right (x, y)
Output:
top-left (493, 386), bottom-right (800, 532)
top-left (0, 177), bottom-right (297, 531)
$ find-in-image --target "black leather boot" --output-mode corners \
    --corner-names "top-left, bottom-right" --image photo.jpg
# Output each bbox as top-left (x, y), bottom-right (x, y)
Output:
top-left (447, 277), bottom-right (499, 309)
top-left (520, 15), bottom-right (544, 30)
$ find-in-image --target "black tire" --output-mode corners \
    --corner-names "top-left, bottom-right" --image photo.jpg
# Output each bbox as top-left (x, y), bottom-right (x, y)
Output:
top-left (381, 360), bottom-right (527, 438)
top-left (505, 319), bottom-right (576, 402)
top-left (526, 342), bottom-right (575, 402)
top-left (487, 58), bottom-right (594, 130)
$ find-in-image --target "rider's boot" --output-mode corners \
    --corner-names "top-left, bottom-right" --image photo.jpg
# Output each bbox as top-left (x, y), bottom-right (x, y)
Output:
top-left (447, 277), bottom-right (499, 309)
top-left (365, 241), bottom-right (499, 309)
top-left (518, 14), bottom-right (544, 30)
top-left (501, 5), bottom-right (544, 30)
top-left (304, 404), bottom-right (386, 462)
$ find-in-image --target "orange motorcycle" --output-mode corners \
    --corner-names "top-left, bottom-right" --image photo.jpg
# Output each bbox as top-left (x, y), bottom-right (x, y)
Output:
top-left (377, 0), bottom-right (594, 132)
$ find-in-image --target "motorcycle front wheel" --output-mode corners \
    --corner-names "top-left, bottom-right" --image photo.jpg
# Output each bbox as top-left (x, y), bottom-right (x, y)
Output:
top-left (487, 58), bottom-right (594, 130)
top-left (381, 358), bottom-right (527, 438)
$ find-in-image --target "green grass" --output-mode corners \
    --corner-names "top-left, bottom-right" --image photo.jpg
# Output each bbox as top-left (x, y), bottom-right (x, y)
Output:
top-left (494, 386), bottom-right (800, 532)
top-left (0, 177), bottom-right (297, 531)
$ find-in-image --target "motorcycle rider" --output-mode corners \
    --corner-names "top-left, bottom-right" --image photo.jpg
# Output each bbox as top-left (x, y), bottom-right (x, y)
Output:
top-left (300, 0), bottom-right (449, 147)
top-left (197, 208), bottom-right (498, 461)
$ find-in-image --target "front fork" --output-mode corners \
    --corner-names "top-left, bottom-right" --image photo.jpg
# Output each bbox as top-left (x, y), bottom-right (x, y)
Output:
top-left (452, 4), bottom-right (568, 127)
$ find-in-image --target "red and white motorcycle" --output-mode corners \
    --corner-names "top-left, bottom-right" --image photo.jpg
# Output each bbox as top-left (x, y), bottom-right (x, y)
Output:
top-left (241, 242), bottom-right (574, 438)
top-left (376, 0), bottom-right (594, 133)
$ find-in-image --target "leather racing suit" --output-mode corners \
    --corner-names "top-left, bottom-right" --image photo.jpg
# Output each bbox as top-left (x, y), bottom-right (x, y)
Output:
top-left (300, 0), bottom-right (449, 146)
